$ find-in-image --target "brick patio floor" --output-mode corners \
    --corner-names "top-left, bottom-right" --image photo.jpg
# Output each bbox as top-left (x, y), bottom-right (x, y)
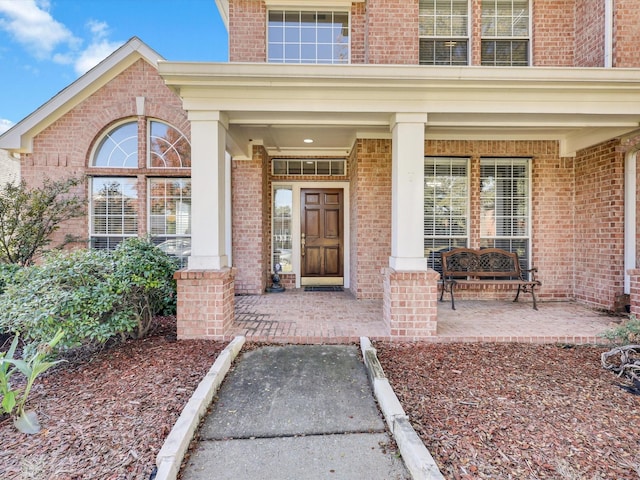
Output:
top-left (230, 289), bottom-right (623, 344)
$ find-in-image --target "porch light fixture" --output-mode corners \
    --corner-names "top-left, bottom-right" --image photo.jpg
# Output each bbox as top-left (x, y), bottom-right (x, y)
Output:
top-left (303, 138), bottom-right (314, 143)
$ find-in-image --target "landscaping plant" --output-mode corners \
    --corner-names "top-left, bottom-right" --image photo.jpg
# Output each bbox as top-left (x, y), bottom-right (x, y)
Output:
top-left (0, 239), bottom-right (178, 351)
top-left (0, 330), bottom-right (66, 434)
top-left (0, 178), bottom-right (85, 266)
top-left (600, 314), bottom-right (640, 345)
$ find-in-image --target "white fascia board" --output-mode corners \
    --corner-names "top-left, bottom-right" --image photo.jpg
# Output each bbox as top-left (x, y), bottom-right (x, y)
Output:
top-left (214, 0), bottom-right (229, 29)
top-left (158, 64), bottom-right (640, 116)
top-left (0, 37), bottom-right (163, 153)
top-left (158, 63), bottom-right (640, 87)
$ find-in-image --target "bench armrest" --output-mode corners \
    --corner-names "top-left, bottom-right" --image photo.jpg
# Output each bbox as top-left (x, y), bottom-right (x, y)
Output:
top-left (523, 267), bottom-right (538, 282)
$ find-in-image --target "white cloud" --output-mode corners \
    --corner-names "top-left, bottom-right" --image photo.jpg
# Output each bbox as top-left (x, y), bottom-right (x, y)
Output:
top-left (74, 38), bottom-right (122, 75)
top-left (0, 2), bottom-right (123, 76)
top-left (73, 19), bottom-right (122, 75)
top-left (0, 118), bottom-right (14, 134)
top-left (0, 0), bottom-right (80, 59)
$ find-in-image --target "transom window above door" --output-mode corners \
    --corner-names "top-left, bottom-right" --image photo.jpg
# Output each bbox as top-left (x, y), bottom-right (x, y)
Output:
top-left (268, 10), bottom-right (349, 64)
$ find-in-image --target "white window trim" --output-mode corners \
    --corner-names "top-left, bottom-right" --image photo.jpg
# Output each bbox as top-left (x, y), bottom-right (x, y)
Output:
top-left (479, 157), bottom-right (532, 269)
top-left (419, 0), bottom-right (471, 66)
top-left (146, 177), bottom-right (192, 238)
top-left (146, 119), bottom-right (191, 169)
top-left (423, 156), bottom-right (471, 248)
top-left (267, 8), bottom-right (352, 64)
top-left (88, 176), bottom-right (139, 248)
top-left (480, 0), bottom-right (532, 66)
top-left (265, 0), bottom-right (362, 7)
top-left (89, 118), bottom-right (138, 169)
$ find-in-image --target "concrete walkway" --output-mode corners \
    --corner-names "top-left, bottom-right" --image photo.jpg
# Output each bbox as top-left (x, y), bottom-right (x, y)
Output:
top-left (180, 344), bottom-right (411, 480)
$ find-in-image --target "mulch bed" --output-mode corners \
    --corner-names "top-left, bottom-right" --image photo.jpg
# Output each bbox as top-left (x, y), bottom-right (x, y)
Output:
top-left (0, 318), bottom-right (225, 480)
top-left (375, 342), bottom-right (640, 480)
top-left (2, 321), bottom-right (639, 479)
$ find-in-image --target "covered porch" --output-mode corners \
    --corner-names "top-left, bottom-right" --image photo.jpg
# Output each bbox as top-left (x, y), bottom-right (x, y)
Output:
top-left (159, 62), bottom-right (640, 342)
top-left (229, 289), bottom-right (621, 344)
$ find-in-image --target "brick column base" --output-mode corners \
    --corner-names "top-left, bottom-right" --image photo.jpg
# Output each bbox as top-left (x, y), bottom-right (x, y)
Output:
top-left (174, 268), bottom-right (236, 340)
top-left (382, 267), bottom-right (440, 340)
top-left (628, 269), bottom-right (640, 317)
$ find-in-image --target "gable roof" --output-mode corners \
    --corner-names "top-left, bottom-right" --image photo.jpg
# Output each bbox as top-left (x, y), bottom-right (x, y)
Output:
top-left (0, 37), bottom-right (164, 153)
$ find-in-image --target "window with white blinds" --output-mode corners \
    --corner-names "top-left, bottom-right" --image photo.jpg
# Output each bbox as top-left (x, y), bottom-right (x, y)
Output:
top-left (424, 157), bottom-right (469, 273)
top-left (419, 0), bottom-right (469, 65)
top-left (481, 0), bottom-right (529, 66)
top-left (480, 158), bottom-right (531, 271)
top-left (90, 177), bottom-right (138, 250)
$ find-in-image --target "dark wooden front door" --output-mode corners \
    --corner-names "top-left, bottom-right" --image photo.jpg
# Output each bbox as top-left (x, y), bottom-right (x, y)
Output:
top-left (300, 188), bottom-right (344, 285)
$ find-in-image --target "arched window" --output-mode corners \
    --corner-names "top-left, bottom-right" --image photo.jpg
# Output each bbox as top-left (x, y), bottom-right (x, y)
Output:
top-left (89, 119), bottom-right (191, 266)
top-left (149, 121), bottom-right (191, 168)
top-left (93, 121), bottom-right (138, 168)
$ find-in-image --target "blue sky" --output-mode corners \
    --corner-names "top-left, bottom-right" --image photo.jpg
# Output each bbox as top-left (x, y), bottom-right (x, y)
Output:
top-left (0, 0), bottom-right (228, 133)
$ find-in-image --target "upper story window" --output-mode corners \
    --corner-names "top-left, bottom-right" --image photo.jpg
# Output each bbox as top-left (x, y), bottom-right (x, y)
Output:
top-left (268, 10), bottom-right (349, 64)
top-left (419, 0), bottom-right (469, 66)
top-left (481, 0), bottom-right (529, 66)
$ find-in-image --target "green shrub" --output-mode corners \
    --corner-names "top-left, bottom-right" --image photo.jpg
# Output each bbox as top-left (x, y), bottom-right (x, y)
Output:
top-left (0, 263), bottom-right (21, 294)
top-left (109, 237), bottom-right (178, 338)
top-left (600, 314), bottom-right (640, 345)
top-left (0, 239), bottom-right (178, 350)
top-left (0, 178), bottom-right (85, 266)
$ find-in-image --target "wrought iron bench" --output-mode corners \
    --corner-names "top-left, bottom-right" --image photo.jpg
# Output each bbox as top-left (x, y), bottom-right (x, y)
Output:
top-left (440, 247), bottom-right (541, 310)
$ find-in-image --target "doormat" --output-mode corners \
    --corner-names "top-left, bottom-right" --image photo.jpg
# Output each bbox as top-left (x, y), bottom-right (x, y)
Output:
top-left (304, 286), bottom-right (344, 292)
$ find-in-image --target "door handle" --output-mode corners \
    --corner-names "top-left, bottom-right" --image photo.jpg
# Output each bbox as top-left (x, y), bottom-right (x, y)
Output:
top-left (301, 233), bottom-right (306, 257)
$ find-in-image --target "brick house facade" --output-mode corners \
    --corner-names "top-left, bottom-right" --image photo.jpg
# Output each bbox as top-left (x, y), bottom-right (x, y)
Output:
top-left (2, 2), bottom-right (640, 340)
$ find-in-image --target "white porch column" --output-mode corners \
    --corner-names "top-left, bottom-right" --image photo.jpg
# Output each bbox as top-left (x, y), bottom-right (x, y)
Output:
top-left (188, 111), bottom-right (229, 270)
top-left (389, 113), bottom-right (429, 271)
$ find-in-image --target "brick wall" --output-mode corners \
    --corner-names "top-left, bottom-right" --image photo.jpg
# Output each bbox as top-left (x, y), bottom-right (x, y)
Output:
top-left (350, 139), bottom-right (392, 299)
top-left (350, 2), bottom-right (366, 64)
top-left (531, 147), bottom-right (575, 301)
top-left (175, 268), bottom-right (236, 339)
top-left (22, 59), bottom-right (189, 249)
top-left (574, 0), bottom-right (605, 67)
top-left (532, 0), bottom-right (575, 66)
top-left (614, 0), bottom-right (640, 67)
top-left (574, 140), bottom-right (625, 310)
top-left (365, 0), bottom-right (419, 64)
top-left (229, 0), bottom-right (266, 62)
top-left (232, 146), bottom-right (266, 294)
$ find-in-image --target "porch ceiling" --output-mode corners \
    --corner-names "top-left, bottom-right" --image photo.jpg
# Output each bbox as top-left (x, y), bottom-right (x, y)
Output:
top-left (159, 62), bottom-right (640, 158)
